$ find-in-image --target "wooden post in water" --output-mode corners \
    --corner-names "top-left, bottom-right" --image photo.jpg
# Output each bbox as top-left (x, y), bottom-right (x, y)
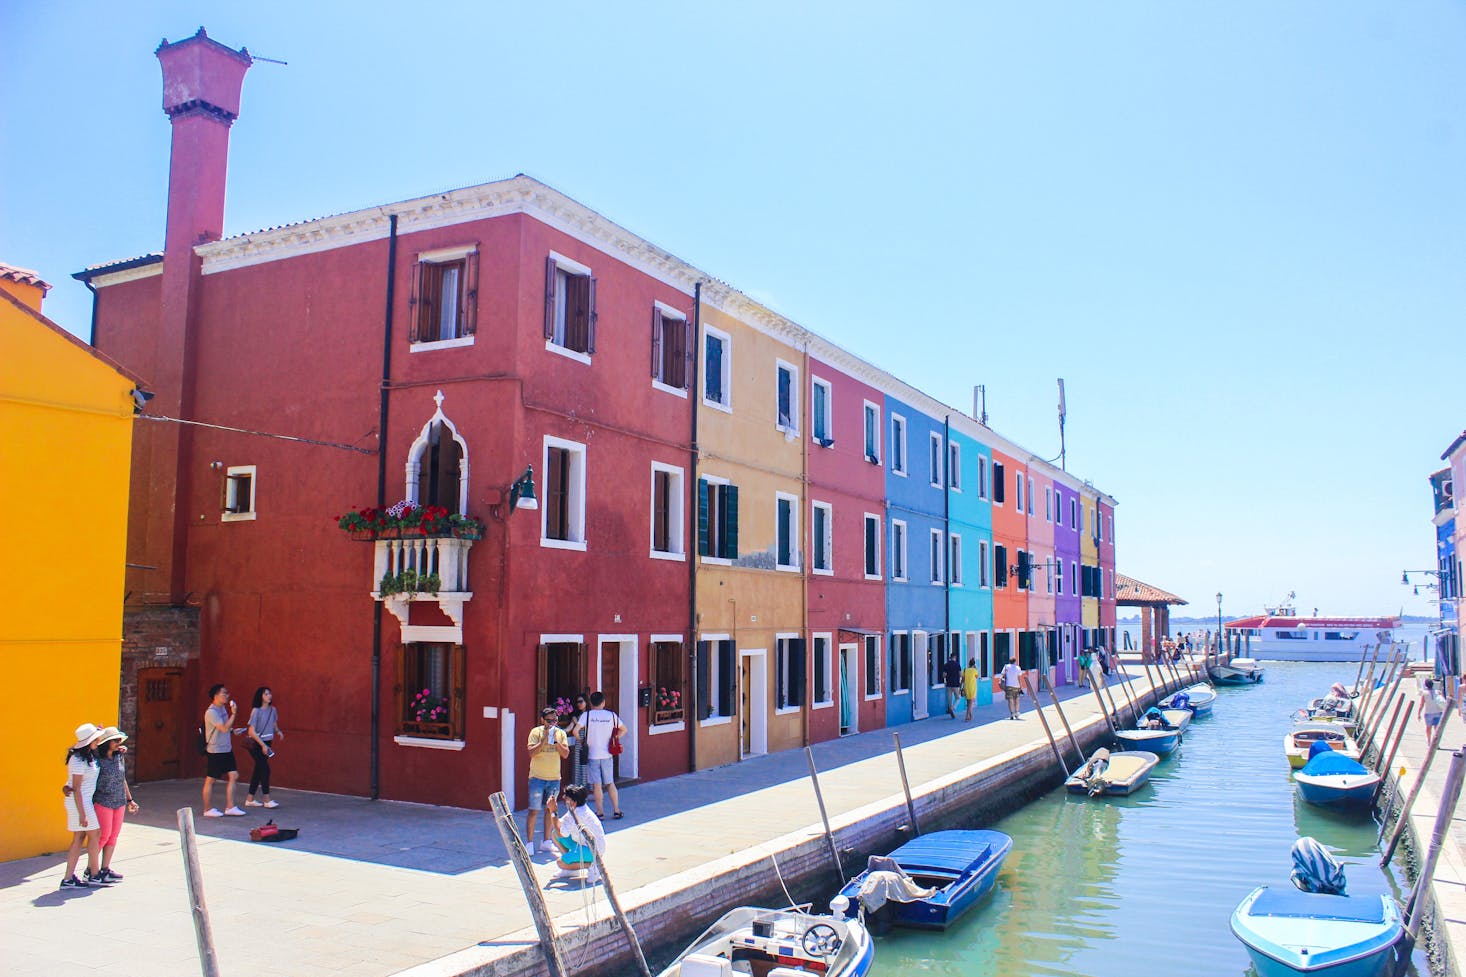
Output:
top-left (1352, 642), bottom-right (1374, 692)
top-left (1381, 708), bottom-right (1454, 861)
top-left (1088, 666), bottom-right (1118, 734)
top-left (1020, 675), bottom-right (1069, 777)
top-left (1039, 669), bottom-right (1085, 767)
top-left (488, 792), bottom-right (568, 977)
top-left (1363, 658), bottom-right (1406, 759)
top-left (805, 747), bottom-right (845, 883)
top-left (1376, 703), bottom-right (1414, 783)
top-left (1354, 644), bottom-right (1392, 734)
top-left (565, 807), bottom-right (653, 977)
top-left (892, 732), bottom-right (920, 836)
top-left (176, 808), bottom-right (222, 977)
top-left (1400, 749), bottom-right (1466, 955)
top-left (1109, 667), bottom-right (1139, 723)
top-left (1372, 698), bottom-right (1407, 773)
top-left (1099, 672), bottom-right (1124, 728)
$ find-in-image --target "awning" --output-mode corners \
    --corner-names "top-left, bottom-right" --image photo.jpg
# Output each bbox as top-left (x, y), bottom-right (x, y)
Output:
top-left (837, 626), bottom-right (884, 637)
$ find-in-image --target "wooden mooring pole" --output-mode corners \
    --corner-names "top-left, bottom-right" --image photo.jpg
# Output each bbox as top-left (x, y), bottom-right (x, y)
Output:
top-left (1087, 664), bottom-right (1117, 735)
top-left (565, 807), bottom-right (653, 977)
top-left (1398, 748), bottom-right (1466, 967)
top-left (488, 792), bottom-right (568, 977)
top-left (1020, 675), bottom-right (1069, 777)
top-left (1038, 669), bottom-right (1085, 767)
top-left (1376, 703), bottom-right (1414, 783)
top-left (1381, 709), bottom-right (1454, 861)
top-left (805, 747), bottom-right (845, 883)
top-left (892, 732), bottom-right (920, 836)
top-left (177, 808), bottom-right (222, 977)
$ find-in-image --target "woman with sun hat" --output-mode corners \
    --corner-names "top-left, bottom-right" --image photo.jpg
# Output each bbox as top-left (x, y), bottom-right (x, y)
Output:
top-left (60, 722), bottom-right (105, 889)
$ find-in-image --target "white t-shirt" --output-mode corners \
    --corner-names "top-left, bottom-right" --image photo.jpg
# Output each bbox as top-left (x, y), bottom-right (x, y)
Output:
top-left (1001, 663), bottom-right (1023, 690)
top-left (559, 806), bottom-right (607, 854)
top-left (580, 708), bottom-right (622, 761)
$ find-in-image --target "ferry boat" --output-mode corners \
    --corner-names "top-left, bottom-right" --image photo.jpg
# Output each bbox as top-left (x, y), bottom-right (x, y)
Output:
top-left (1226, 594), bottom-right (1398, 664)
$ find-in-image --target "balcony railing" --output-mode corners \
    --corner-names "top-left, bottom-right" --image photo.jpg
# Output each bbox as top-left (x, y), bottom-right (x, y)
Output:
top-left (373, 535), bottom-right (473, 595)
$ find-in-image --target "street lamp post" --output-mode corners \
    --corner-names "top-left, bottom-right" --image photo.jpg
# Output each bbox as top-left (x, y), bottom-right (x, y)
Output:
top-left (1216, 592), bottom-right (1224, 659)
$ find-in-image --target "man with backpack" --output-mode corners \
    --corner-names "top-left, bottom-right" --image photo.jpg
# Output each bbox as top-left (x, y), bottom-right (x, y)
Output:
top-left (575, 691), bottom-right (627, 820)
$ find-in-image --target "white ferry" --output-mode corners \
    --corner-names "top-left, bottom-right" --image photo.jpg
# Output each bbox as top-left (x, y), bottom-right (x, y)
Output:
top-left (1226, 594), bottom-right (1397, 663)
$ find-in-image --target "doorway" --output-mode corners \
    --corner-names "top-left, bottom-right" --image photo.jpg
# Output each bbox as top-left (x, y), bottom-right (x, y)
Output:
top-left (135, 667), bottom-right (183, 781)
top-left (739, 649), bottom-right (767, 758)
top-left (598, 636), bottom-right (638, 781)
top-left (912, 631), bottom-right (930, 720)
top-left (838, 643), bottom-right (857, 735)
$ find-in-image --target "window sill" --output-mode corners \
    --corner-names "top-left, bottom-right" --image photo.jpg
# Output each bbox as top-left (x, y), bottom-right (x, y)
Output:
top-left (541, 537), bottom-right (588, 552)
top-left (892, 469), bottom-right (907, 478)
top-left (775, 706), bottom-right (801, 717)
top-left (950, 487), bottom-right (963, 494)
top-left (699, 715), bottom-right (733, 728)
top-left (545, 341), bottom-right (592, 365)
top-left (775, 564), bottom-right (801, 573)
top-left (649, 549), bottom-right (687, 562)
top-left (652, 380), bottom-right (689, 398)
top-left (410, 336), bottom-right (475, 352)
top-left (221, 511), bottom-right (256, 522)
top-left (648, 721), bottom-right (686, 735)
top-left (864, 573), bottom-right (883, 581)
top-left (893, 690), bottom-right (910, 697)
top-left (700, 556), bottom-right (733, 567)
top-left (863, 692), bottom-right (883, 702)
top-left (812, 567), bottom-right (834, 577)
top-left (811, 701), bottom-right (833, 710)
top-left (393, 735), bottom-right (466, 751)
top-left (703, 398), bottom-right (733, 414)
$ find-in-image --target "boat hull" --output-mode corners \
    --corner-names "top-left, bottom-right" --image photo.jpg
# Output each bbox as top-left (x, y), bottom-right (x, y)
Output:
top-left (657, 907), bottom-right (874, 977)
top-left (1065, 750), bottom-right (1159, 796)
top-left (1230, 887), bottom-right (1401, 977)
top-left (1115, 728), bottom-right (1181, 755)
top-left (834, 830), bottom-right (1012, 931)
top-left (1295, 773), bottom-right (1381, 809)
top-left (1211, 659), bottom-right (1266, 685)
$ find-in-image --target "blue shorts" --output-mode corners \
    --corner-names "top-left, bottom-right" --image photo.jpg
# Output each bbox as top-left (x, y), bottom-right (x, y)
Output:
top-left (585, 757), bottom-right (615, 785)
top-left (557, 836), bottom-right (595, 866)
top-left (527, 778), bottom-right (560, 810)
top-left (1426, 713), bottom-right (1442, 728)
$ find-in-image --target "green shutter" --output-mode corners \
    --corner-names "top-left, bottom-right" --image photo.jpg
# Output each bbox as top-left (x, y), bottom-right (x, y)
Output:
top-left (717, 642), bottom-right (735, 717)
top-left (697, 479), bottom-right (710, 556)
top-left (791, 639), bottom-right (806, 707)
top-left (697, 641), bottom-right (712, 719)
top-left (724, 485), bottom-right (739, 559)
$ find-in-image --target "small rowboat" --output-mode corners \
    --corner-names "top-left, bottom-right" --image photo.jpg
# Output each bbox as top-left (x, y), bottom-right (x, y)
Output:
top-left (1285, 724), bottom-right (1361, 770)
top-left (1211, 657), bottom-right (1266, 685)
top-left (832, 829), bottom-right (1012, 932)
top-left (1065, 748), bottom-right (1159, 796)
top-left (1115, 726), bottom-right (1181, 756)
top-left (657, 906), bottom-right (874, 977)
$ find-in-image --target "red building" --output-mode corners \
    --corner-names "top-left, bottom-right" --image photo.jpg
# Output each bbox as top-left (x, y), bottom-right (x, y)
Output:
top-left (84, 30), bottom-right (701, 807)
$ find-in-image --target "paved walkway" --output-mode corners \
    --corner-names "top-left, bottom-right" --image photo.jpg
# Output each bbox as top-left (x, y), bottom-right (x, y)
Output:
top-left (1, 671), bottom-right (1155, 977)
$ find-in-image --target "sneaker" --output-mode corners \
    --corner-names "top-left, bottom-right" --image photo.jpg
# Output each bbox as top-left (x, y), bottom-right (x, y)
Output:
top-left (245, 798), bottom-right (263, 807)
top-left (262, 800), bottom-right (280, 809)
top-left (83, 870), bottom-right (113, 886)
top-left (586, 867), bottom-right (602, 885)
top-left (202, 808), bottom-right (224, 818)
top-left (98, 868), bottom-right (124, 883)
top-left (550, 867), bottom-right (584, 881)
top-left (223, 806), bottom-right (246, 817)
top-left (59, 875), bottom-right (89, 889)
top-left (539, 841), bottom-right (558, 854)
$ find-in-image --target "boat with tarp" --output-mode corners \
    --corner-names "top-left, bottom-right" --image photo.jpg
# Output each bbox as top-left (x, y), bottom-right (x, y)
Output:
top-left (832, 829), bottom-right (1011, 932)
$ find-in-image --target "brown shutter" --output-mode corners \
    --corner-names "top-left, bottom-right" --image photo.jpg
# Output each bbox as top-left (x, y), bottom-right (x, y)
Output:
top-left (565, 273), bottom-right (589, 350)
top-left (651, 306), bottom-right (663, 379)
top-left (578, 642), bottom-right (591, 695)
top-left (586, 277), bottom-right (597, 353)
top-left (408, 261), bottom-right (424, 343)
top-left (543, 256), bottom-right (557, 339)
top-left (463, 251), bottom-right (479, 337)
top-left (681, 317), bottom-right (693, 389)
top-left (450, 644), bottom-right (465, 737)
top-left (535, 643), bottom-right (548, 713)
top-left (394, 644), bottom-right (407, 731)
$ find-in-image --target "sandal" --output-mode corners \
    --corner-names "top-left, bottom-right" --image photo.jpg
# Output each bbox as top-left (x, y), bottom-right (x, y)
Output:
top-left (613, 811), bottom-right (624, 819)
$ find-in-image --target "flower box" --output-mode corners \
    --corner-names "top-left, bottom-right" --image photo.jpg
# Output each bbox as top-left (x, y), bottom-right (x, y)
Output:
top-left (338, 501), bottom-right (486, 541)
top-left (652, 706), bottom-right (685, 725)
top-left (400, 720), bottom-right (453, 738)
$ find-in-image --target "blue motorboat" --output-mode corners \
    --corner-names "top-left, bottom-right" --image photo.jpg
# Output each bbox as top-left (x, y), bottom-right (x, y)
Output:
top-left (1294, 742), bottom-right (1381, 809)
top-left (832, 829), bottom-right (1012, 931)
top-left (1230, 838), bottom-right (1403, 977)
top-left (1116, 708), bottom-right (1183, 755)
top-left (1162, 683), bottom-right (1216, 717)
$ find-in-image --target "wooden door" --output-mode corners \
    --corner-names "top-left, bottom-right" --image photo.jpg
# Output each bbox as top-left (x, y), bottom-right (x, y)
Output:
top-left (740, 657), bottom-right (754, 757)
top-left (136, 668), bottom-right (183, 781)
top-left (600, 641), bottom-right (620, 777)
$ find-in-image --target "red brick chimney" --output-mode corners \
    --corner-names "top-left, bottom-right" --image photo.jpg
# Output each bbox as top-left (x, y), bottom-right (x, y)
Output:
top-left (150, 28), bottom-right (252, 602)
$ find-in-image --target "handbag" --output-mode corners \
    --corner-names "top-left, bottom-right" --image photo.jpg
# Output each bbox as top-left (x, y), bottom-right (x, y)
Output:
top-left (608, 732), bottom-right (623, 756)
top-left (249, 819), bottom-right (299, 843)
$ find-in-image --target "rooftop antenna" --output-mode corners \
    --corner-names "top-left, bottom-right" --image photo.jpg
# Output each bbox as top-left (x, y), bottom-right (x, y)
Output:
top-left (973, 385), bottom-right (988, 426)
top-left (1057, 378), bottom-right (1067, 471)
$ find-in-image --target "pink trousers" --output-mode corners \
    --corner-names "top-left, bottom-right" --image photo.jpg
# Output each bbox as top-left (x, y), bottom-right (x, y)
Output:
top-left (94, 804), bottom-right (126, 848)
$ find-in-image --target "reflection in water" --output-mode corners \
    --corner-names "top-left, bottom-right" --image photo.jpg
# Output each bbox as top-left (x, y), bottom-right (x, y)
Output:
top-left (869, 662), bottom-right (1427, 976)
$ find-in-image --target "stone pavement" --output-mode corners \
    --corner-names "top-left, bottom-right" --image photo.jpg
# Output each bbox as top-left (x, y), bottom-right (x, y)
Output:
top-left (0, 669), bottom-right (1158, 977)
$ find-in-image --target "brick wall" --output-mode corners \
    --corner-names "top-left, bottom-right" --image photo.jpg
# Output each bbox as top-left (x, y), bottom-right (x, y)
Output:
top-left (118, 606), bottom-right (200, 780)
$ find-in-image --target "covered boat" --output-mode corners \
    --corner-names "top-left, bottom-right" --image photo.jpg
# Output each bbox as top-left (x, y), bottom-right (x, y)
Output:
top-left (1064, 748), bottom-right (1159, 796)
top-left (1115, 707), bottom-right (1184, 755)
top-left (1286, 724), bottom-right (1361, 770)
top-left (1294, 742), bottom-right (1381, 809)
top-left (1211, 657), bottom-right (1266, 685)
top-left (832, 829), bottom-right (1012, 932)
top-left (1229, 838), bottom-right (1402, 977)
top-left (656, 906), bottom-right (873, 977)
top-left (1161, 683), bottom-right (1216, 717)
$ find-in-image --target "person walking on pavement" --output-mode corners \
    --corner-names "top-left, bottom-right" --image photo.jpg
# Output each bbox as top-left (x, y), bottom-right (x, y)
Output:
top-left (942, 653), bottom-right (963, 718)
top-left (1001, 660), bottom-right (1024, 720)
top-left (577, 691), bottom-right (626, 819)
top-left (962, 656), bottom-right (980, 722)
top-left (526, 706), bottom-right (569, 855)
top-left (90, 727), bottom-right (137, 884)
top-left (201, 684), bottom-right (245, 817)
top-left (1420, 678), bottom-right (1447, 739)
top-left (244, 686), bottom-right (284, 809)
top-left (60, 723), bottom-right (105, 889)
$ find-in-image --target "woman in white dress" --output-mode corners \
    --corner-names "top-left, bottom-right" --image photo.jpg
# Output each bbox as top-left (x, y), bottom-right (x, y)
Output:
top-left (61, 722), bottom-right (106, 889)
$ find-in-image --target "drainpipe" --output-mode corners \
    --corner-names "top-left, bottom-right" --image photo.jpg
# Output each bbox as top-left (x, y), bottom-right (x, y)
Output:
top-left (802, 340), bottom-right (811, 748)
top-left (370, 213), bottom-right (399, 801)
top-left (944, 416), bottom-right (951, 673)
top-left (686, 281), bottom-right (703, 774)
top-left (82, 279), bottom-right (99, 345)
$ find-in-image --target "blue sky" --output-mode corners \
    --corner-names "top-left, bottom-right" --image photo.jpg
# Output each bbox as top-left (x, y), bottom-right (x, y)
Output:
top-left (5, 2), bottom-right (1465, 619)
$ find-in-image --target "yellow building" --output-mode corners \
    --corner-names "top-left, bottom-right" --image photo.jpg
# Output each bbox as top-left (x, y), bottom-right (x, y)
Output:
top-left (1080, 485), bottom-right (1101, 636)
top-left (0, 264), bottom-right (140, 860)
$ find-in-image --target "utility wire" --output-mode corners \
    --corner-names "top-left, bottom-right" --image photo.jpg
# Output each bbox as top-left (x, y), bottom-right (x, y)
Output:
top-left (137, 414), bottom-right (377, 455)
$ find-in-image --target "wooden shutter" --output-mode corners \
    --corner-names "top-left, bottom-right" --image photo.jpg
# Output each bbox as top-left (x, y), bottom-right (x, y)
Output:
top-left (651, 306), bottom-right (663, 379)
top-left (791, 639), bottom-right (806, 708)
top-left (1018, 551), bottom-right (1031, 589)
top-left (717, 642), bottom-right (735, 717)
top-left (434, 426), bottom-right (461, 512)
top-left (680, 318), bottom-right (693, 389)
top-left (578, 642), bottom-right (590, 696)
top-left (408, 261), bottom-right (425, 343)
top-left (463, 251), bottom-right (479, 336)
top-left (535, 644), bottom-right (548, 714)
top-left (724, 485), bottom-right (739, 559)
top-left (993, 464), bottom-right (1006, 503)
top-left (697, 641), bottom-right (711, 719)
top-left (394, 644), bottom-right (407, 731)
top-left (995, 545), bottom-right (1007, 587)
top-left (697, 479), bottom-right (710, 556)
top-left (775, 644), bottom-right (785, 708)
top-left (450, 644), bottom-right (465, 737)
top-left (586, 277), bottom-right (597, 353)
top-left (543, 256), bottom-right (557, 339)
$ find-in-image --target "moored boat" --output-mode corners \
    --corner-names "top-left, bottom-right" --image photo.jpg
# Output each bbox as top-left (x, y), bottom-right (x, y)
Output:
top-left (1226, 594), bottom-right (1398, 664)
top-left (1161, 683), bottom-right (1216, 717)
top-left (656, 905), bottom-right (873, 977)
top-left (1211, 657), bottom-right (1266, 685)
top-left (1294, 743), bottom-right (1381, 809)
top-left (1285, 724), bottom-right (1361, 770)
top-left (832, 829), bottom-right (1012, 932)
top-left (1065, 748), bottom-right (1159, 796)
top-left (1115, 725), bottom-right (1181, 756)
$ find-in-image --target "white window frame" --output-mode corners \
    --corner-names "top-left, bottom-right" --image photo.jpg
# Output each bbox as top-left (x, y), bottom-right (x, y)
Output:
top-left (811, 376), bottom-right (833, 446)
top-left (651, 301), bottom-right (690, 398)
top-left (863, 634), bottom-right (883, 700)
top-left (863, 401), bottom-right (881, 464)
top-left (811, 633), bottom-right (835, 709)
top-left (929, 432), bottom-right (944, 488)
top-left (1027, 476), bottom-right (1035, 519)
top-left (1071, 497), bottom-right (1078, 528)
top-left (1055, 558), bottom-right (1064, 595)
top-left (890, 631), bottom-right (911, 694)
top-left (930, 528), bottom-right (945, 585)
top-left (649, 462), bottom-right (685, 561)
top-left (891, 519), bottom-right (908, 582)
top-left (811, 500), bottom-right (834, 576)
top-left (978, 455), bottom-right (989, 500)
top-left (978, 539), bottom-right (990, 588)
top-left (863, 512), bottom-right (882, 581)
top-left (890, 413), bottom-right (907, 475)
top-left (775, 359), bottom-right (799, 435)
top-left (540, 435), bottom-right (588, 551)
top-left (950, 533), bottom-right (963, 587)
top-left (775, 491), bottom-right (801, 572)
top-left (222, 465), bottom-right (257, 522)
top-left (410, 245), bottom-right (478, 351)
top-left (702, 324), bottom-right (732, 412)
top-left (949, 442), bottom-right (962, 492)
top-left (1045, 487), bottom-right (1053, 522)
top-left (700, 634), bottom-right (734, 725)
top-left (775, 633), bottom-right (802, 715)
top-left (546, 251), bottom-right (594, 364)
top-left (700, 473), bottom-right (734, 566)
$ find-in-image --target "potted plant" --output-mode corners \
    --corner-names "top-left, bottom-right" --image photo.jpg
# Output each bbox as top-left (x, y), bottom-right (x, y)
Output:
top-left (337, 500), bottom-right (485, 541)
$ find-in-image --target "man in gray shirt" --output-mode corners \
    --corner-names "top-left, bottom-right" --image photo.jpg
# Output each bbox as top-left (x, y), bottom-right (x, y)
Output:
top-left (202, 684), bottom-right (245, 817)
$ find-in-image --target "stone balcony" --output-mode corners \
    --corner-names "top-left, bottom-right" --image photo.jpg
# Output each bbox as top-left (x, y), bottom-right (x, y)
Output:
top-left (371, 535), bottom-right (475, 629)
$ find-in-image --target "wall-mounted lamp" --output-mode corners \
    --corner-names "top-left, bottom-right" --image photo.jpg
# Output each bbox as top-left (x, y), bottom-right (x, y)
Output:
top-left (209, 460), bottom-right (225, 471)
top-left (509, 467), bottom-right (538, 511)
top-left (1402, 570), bottom-right (1441, 593)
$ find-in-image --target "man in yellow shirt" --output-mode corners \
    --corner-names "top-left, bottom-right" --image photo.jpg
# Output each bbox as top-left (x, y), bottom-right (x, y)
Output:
top-left (526, 707), bottom-right (570, 854)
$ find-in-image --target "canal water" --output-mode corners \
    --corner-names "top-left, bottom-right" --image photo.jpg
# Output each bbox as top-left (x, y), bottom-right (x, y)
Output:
top-left (869, 660), bottom-right (1431, 976)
